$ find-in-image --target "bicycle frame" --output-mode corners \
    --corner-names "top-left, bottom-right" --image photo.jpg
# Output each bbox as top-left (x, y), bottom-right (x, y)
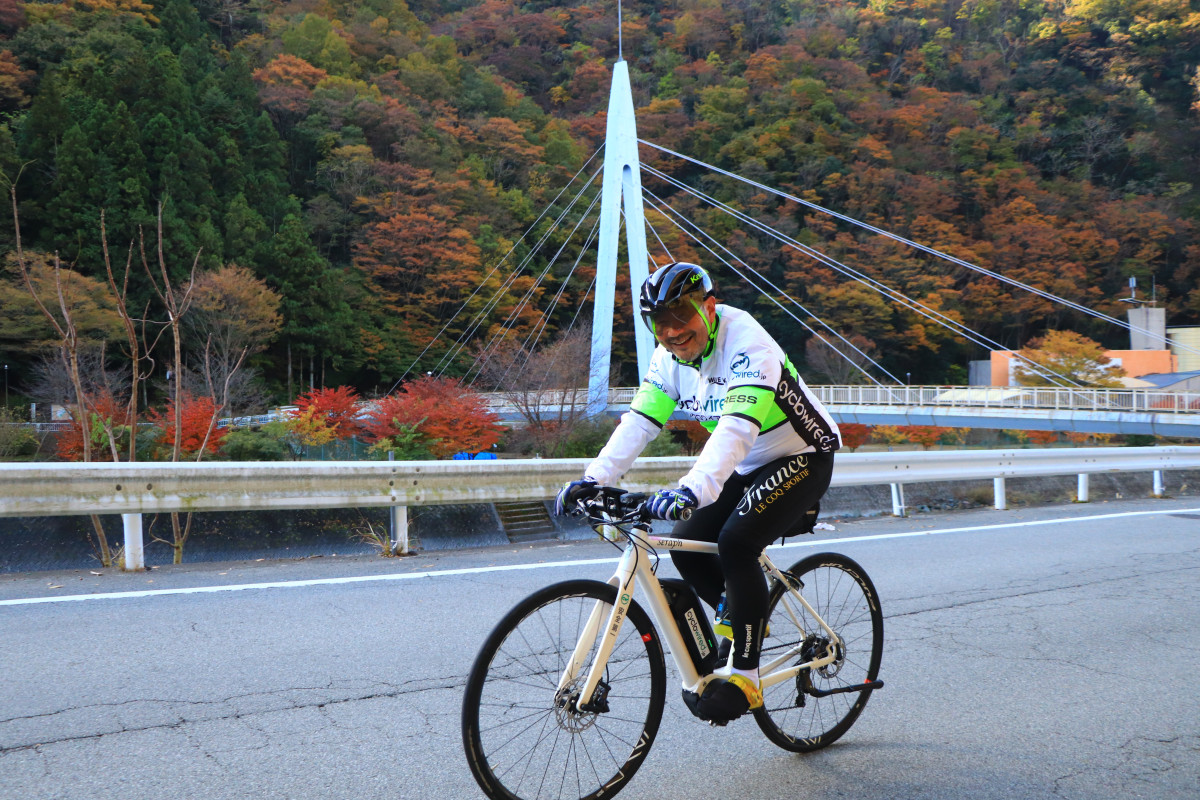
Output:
top-left (561, 522), bottom-right (842, 710)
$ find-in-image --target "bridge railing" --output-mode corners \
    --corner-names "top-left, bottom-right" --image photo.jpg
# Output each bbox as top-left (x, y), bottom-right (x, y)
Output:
top-left (815, 385), bottom-right (1200, 413)
top-left (2, 446), bottom-right (1198, 570)
top-left (478, 386), bottom-right (1200, 414)
top-left (201, 385), bottom-right (1199, 431)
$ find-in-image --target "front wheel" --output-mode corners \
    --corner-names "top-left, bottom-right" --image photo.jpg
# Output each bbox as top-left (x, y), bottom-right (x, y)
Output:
top-left (462, 579), bottom-right (667, 800)
top-left (754, 552), bottom-right (884, 752)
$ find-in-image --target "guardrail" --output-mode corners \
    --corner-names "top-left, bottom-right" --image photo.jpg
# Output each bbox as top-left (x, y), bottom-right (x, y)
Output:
top-left (2, 446), bottom-right (1198, 570)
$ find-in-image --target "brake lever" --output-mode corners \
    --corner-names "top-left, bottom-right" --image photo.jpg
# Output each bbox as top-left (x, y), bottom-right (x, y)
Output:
top-left (629, 502), bottom-right (692, 524)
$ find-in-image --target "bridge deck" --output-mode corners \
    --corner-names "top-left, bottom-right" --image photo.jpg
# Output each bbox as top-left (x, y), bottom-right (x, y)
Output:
top-left (480, 385), bottom-right (1200, 437)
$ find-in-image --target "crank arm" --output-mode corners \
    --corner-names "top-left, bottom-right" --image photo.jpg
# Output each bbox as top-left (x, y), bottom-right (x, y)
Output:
top-left (806, 678), bottom-right (884, 698)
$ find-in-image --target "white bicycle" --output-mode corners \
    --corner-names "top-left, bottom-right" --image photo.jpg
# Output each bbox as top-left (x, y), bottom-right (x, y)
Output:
top-left (462, 487), bottom-right (885, 800)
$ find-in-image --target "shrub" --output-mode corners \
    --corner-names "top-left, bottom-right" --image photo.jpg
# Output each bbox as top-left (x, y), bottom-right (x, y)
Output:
top-left (643, 430), bottom-right (684, 456)
top-left (0, 407), bottom-right (38, 459)
top-left (363, 376), bottom-right (502, 458)
top-left (145, 394), bottom-right (227, 458)
top-left (556, 417), bottom-right (617, 458)
top-left (1124, 434), bottom-right (1157, 447)
top-left (220, 428), bottom-right (290, 461)
top-left (871, 425), bottom-right (907, 446)
top-left (366, 422), bottom-right (439, 460)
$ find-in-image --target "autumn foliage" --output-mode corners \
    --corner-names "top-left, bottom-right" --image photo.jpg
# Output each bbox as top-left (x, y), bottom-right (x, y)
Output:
top-left (665, 419), bottom-right (710, 455)
top-left (362, 376), bottom-right (503, 459)
top-left (53, 390), bottom-right (128, 461)
top-left (293, 385), bottom-right (363, 440)
top-left (837, 423), bottom-right (872, 451)
top-left (898, 426), bottom-right (944, 450)
top-left (4, 0), bottom-right (1200, 399)
top-left (1025, 430), bottom-right (1060, 446)
top-left (147, 394), bottom-right (227, 457)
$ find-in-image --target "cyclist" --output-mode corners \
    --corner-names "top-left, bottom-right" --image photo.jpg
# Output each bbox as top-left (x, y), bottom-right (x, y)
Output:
top-left (555, 261), bottom-right (841, 723)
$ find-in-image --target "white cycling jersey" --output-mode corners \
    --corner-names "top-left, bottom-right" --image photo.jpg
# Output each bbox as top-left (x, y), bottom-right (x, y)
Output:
top-left (586, 304), bottom-right (840, 507)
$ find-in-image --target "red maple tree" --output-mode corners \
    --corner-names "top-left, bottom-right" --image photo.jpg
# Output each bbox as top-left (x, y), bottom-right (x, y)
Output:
top-left (54, 389), bottom-right (128, 461)
top-left (147, 394), bottom-right (227, 457)
top-left (898, 425), bottom-right (944, 450)
top-left (838, 423), bottom-right (872, 451)
top-left (1026, 430), bottom-right (1059, 446)
top-left (293, 385), bottom-right (363, 440)
top-left (362, 375), bottom-right (503, 459)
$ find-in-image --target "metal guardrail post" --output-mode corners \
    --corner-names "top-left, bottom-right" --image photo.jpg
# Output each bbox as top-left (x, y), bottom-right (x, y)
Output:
top-left (390, 505), bottom-right (408, 555)
top-left (1153, 470), bottom-right (1164, 498)
top-left (122, 513), bottom-right (144, 571)
top-left (993, 477), bottom-right (1006, 510)
top-left (890, 483), bottom-right (906, 517)
top-left (386, 449), bottom-right (409, 554)
top-left (1077, 474), bottom-right (1090, 503)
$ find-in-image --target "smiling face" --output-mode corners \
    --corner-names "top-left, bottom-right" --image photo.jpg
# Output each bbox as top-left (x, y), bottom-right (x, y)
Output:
top-left (651, 295), bottom-right (717, 362)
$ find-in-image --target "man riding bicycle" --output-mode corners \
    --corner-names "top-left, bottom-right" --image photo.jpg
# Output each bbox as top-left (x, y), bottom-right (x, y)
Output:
top-left (555, 261), bottom-right (842, 724)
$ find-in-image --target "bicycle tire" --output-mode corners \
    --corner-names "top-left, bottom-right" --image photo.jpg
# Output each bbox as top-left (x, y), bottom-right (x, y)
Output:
top-left (754, 552), bottom-right (884, 752)
top-left (462, 579), bottom-right (667, 800)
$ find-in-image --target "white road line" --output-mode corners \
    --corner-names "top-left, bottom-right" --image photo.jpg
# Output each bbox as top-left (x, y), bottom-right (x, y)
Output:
top-left (3, 505), bottom-right (1198, 607)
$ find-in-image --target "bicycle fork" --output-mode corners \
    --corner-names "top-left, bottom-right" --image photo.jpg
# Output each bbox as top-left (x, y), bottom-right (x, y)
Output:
top-left (556, 547), bottom-right (640, 713)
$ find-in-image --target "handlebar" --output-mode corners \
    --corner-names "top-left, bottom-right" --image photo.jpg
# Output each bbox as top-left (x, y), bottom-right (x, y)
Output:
top-left (577, 486), bottom-right (648, 522)
top-left (574, 487), bottom-right (692, 525)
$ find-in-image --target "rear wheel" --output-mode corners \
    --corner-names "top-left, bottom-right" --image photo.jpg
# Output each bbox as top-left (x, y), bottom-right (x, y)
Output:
top-left (462, 579), bottom-right (667, 800)
top-left (754, 552), bottom-right (884, 752)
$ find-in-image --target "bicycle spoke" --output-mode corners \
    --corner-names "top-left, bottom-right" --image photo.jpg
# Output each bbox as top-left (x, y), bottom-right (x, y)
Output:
top-left (754, 554), bottom-right (883, 753)
top-left (463, 581), bottom-right (666, 800)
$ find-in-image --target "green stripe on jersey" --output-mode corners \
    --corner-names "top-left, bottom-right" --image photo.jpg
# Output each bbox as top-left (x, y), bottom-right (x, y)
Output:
top-left (723, 385), bottom-right (775, 427)
top-left (630, 381), bottom-right (677, 427)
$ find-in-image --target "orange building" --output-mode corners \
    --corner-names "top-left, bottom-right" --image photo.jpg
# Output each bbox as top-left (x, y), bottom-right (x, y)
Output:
top-left (990, 349), bottom-right (1177, 386)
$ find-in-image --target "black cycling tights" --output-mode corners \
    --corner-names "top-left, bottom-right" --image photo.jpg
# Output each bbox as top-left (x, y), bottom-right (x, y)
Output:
top-left (669, 451), bottom-right (834, 671)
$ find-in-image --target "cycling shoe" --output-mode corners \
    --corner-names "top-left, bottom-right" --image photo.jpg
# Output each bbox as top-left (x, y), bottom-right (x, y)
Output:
top-left (682, 674), bottom-right (763, 725)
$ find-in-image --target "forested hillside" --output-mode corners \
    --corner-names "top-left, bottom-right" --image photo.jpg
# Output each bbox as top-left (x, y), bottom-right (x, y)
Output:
top-left (1, 0), bottom-right (1198, 400)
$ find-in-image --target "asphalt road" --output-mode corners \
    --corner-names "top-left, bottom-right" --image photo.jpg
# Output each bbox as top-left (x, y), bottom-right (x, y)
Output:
top-left (2, 497), bottom-right (1198, 800)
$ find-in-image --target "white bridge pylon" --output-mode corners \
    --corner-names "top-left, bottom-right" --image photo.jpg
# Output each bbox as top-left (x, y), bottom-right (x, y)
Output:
top-left (588, 60), bottom-right (656, 416)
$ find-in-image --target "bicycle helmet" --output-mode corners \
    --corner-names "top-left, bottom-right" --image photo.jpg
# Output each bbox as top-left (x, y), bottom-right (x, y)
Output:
top-left (638, 262), bottom-right (715, 333)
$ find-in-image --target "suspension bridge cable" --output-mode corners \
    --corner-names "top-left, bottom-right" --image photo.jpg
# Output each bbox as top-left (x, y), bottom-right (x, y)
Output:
top-left (641, 188), bottom-right (899, 387)
top-left (639, 139), bottom-right (1195, 359)
top-left (463, 188), bottom-right (604, 385)
top-left (520, 218), bottom-right (605, 391)
top-left (642, 200), bottom-right (876, 382)
top-left (393, 147), bottom-right (603, 389)
top-left (486, 206), bottom-right (604, 390)
top-left (463, 190), bottom-right (603, 384)
top-left (644, 207), bottom-right (674, 262)
top-left (642, 163), bottom-right (1080, 388)
top-left (513, 213), bottom-right (602, 362)
top-left (431, 165), bottom-right (604, 378)
top-left (641, 166), bottom-right (1022, 375)
top-left (433, 165), bottom-right (602, 377)
top-left (644, 164), bottom-right (1078, 388)
top-left (518, 212), bottom-right (603, 361)
top-left (643, 211), bottom-right (893, 388)
top-left (529, 272), bottom-right (598, 396)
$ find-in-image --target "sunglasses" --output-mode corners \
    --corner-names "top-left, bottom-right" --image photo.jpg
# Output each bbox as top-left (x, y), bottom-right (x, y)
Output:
top-left (642, 297), bottom-right (702, 334)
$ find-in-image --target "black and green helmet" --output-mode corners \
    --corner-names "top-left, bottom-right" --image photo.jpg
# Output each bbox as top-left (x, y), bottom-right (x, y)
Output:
top-left (638, 262), bottom-right (715, 332)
